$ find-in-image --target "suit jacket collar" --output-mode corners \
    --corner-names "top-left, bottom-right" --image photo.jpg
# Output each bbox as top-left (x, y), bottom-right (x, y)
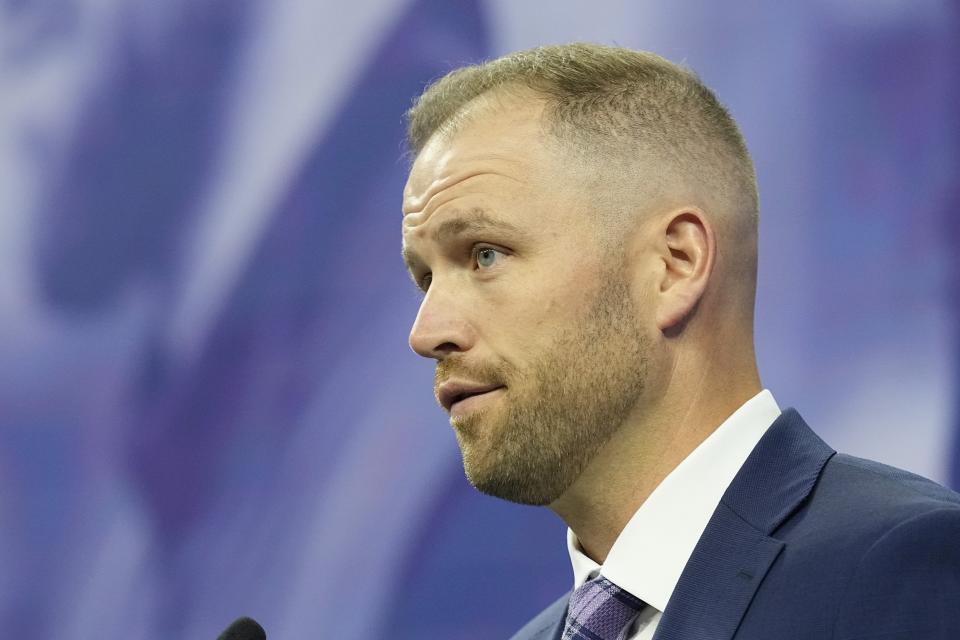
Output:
top-left (652, 408), bottom-right (835, 640)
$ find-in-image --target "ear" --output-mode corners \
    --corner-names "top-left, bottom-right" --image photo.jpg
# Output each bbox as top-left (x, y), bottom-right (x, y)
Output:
top-left (655, 209), bottom-right (716, 332)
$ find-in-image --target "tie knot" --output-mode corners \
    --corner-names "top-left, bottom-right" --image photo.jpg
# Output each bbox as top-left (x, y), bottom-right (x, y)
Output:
top-left (562, 575), bottom-right (646, 640)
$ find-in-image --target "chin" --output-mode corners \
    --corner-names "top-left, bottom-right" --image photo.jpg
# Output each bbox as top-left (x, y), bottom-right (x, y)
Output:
top-left (461, 454), bottom-right (569, 506)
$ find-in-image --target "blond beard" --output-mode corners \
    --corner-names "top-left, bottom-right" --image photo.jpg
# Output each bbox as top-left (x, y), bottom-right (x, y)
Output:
top-left (449, 270), bottom-right (650, 505)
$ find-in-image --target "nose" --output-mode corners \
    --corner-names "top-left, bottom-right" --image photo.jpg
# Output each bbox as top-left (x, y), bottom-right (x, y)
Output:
top-left (408, 286), bottom-right (475, 360)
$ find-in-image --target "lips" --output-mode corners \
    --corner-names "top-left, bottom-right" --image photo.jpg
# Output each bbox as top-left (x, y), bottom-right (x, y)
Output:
top-left (438, 380), bottom-right (506, 412)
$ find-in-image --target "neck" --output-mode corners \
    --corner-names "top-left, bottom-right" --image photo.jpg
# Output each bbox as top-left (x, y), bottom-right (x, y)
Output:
top-left (549, 359), bottom-right (761, 564)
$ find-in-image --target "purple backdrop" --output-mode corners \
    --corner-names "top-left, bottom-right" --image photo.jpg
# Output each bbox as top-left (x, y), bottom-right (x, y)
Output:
top-left (0, 1), bottom-right (957, 638)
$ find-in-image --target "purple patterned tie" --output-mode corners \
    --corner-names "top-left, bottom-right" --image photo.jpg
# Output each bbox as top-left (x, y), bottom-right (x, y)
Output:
top-left (561, 575), bottom-right (646, 640)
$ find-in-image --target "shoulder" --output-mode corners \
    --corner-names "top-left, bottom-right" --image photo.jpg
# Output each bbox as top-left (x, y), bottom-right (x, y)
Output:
top-left (508, 591), bottom-right (568, 640)
top-left (831, 503), bottom-right (960, 639)
top-left (787, 452), bottom-right (960, 557)
top-left (826, 453), bottom-right (960, 504)
top-left (816, 453), bottom-right (960, 522)
top-left (778, 452), bottom-right (960, 546)
top-left (738, 445), bottom-right (960, 638)
top-left (811, 455), bottom-right (960, 638)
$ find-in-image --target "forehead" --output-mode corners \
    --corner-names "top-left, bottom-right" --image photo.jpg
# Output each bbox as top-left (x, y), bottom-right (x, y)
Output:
top-left (403, 97), bottom-right (552, 218)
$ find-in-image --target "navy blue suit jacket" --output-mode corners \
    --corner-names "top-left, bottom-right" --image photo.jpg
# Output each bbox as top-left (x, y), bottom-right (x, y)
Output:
top-left (510, 409), bottom-right (960, 640)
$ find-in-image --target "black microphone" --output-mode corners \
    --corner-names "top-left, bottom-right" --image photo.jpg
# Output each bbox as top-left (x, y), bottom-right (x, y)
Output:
top-left (217, 617), bottom-right (266, 640)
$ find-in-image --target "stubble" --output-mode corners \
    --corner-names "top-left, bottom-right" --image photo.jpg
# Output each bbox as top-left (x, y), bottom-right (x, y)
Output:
top-left (449, 268), bottom-right (650, 505)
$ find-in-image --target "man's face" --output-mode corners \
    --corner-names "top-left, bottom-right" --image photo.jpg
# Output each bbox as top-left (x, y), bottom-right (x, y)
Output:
top-left (401, 99), bottom-right (652, 505)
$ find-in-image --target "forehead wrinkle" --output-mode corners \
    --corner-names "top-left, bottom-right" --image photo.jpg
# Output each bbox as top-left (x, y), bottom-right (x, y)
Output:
top-left (403, 155), bottom-right (526, 218)
top-left (403, 171), bottom-right (485, 218)
top-left (403, 190), bottom-right (474, 231)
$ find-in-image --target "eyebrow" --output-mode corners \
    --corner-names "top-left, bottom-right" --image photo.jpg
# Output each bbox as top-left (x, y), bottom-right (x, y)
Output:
top-left (401, 209), bottom-right (526, 276)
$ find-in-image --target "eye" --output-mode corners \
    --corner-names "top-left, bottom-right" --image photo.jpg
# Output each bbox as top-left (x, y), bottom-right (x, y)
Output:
top-left (473, 246), bottom-right (504, 270)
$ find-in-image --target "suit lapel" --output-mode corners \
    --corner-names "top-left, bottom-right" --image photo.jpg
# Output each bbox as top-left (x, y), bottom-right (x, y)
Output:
top-left (650, 503), bottom-right (784, 640)
top-left (652, 409), bottom-right (835, 640)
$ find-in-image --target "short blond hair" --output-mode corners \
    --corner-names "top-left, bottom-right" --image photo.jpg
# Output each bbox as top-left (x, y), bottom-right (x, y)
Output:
top-left (406, 43), bottom-right (758, 226)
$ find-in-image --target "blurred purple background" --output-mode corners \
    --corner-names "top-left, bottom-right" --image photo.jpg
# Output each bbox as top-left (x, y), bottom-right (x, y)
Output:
top-left (1, 1), bottom-right (958, 638)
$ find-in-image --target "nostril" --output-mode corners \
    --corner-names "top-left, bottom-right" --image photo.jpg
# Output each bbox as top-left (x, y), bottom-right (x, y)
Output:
top-left (435, 341), bottom-right (460, 355)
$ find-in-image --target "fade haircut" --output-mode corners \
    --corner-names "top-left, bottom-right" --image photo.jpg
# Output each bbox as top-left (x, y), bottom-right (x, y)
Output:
top-left (406, 43), bottom-right (759, 229)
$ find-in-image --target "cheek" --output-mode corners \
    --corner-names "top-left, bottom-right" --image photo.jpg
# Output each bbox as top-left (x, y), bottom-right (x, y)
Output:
top-left (480, 242), bottom-right (608, 351)
top-left (549, 259), bottom-right (608, 313)
top-left (511, 264), bottom-right (603, 344)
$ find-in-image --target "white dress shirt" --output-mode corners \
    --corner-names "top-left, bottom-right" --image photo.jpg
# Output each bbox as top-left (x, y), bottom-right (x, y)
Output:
top-left (566, 390), bottom-right (781, 639)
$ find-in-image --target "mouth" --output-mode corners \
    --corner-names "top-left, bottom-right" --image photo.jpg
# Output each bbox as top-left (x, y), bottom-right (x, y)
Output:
top-left (448, 386), bottom-right (506, 417)
top-left (438, 381), bottom-right (507, 412)
top-left (450, 386), bottom-right (504, 407)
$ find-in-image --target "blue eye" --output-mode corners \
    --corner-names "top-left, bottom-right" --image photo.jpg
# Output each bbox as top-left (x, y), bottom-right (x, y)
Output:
top-left (475, 246), bottom-right (502, 269)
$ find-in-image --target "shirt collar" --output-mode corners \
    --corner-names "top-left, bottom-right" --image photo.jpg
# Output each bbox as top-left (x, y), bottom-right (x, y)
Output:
top-left (566, 389), bottom-right (781, 612)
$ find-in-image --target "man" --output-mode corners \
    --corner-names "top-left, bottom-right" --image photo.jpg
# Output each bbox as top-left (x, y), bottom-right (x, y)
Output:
top-left (399, 43), bottom-right (960, 640)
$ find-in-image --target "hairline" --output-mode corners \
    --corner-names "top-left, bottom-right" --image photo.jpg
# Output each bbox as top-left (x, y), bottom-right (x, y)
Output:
top-left (405, 46), bottom-right (759, 227)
